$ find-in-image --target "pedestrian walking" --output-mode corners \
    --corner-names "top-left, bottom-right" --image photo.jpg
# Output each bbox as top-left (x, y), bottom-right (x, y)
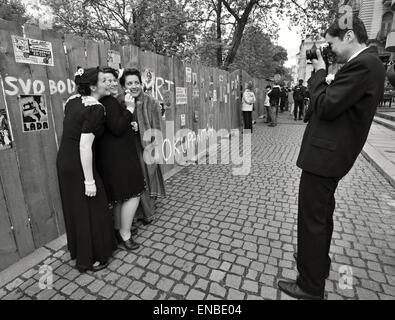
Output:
top-left (95, 67), bottom-right (145, 251)
top-left (268, 83), bottom-right (281, 127)
top-left (278, 17), bottom-right (385, 300)
top-left (56, 67), bottom-right (117, 273)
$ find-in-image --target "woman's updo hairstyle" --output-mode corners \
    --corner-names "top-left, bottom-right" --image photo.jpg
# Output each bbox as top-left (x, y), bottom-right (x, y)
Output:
top-left (74, 66), bottom-right (102, 96)
top-left (102, 67), bottom-right (118, 79)
top-left (119, 68), bottom-right (142, 87)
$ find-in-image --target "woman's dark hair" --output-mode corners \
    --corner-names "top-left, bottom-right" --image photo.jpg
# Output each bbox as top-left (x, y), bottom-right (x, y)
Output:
top-left (75, 67), bottom-right (103, 96)
top-left (103, 67), bottom-right (118, 79)
top-left (119, 68), bottom-right (142, 87)
top-left (325, 16), bottom-right (368, 44)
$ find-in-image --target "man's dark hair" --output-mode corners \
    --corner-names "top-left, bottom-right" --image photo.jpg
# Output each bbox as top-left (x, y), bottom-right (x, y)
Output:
top-left (119, 68), bottom-right (142, 87)
top-left (299, 79), bottom-right (304, 84)
top-left (325, 16), bottom-right (368, 44)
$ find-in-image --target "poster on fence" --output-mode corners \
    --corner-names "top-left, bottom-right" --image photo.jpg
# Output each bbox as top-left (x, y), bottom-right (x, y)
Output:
top-left (19, 95), bottom-right (49, 132)
top-left (180, 114), bottom-right (186, 126)
top-left (12, 35), bottom-right (54, 66)
top-left (213, 90), bottom-right (217, 102)
top-left (176, 87), bottom-right (187, 105)
top-left (142, 69), bottom-right (155, 97)
top-left (0, 109), bottom-right (12, 151)
top-left (185, 67), bottom-right (192, 83)
top-left (107, 50), bottom-right (121, 69)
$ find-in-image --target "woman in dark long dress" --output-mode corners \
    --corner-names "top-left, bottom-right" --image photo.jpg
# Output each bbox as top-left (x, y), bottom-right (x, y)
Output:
top-left (118, 69), bottom-right (166, 224)
top-left (56, 67), bottom-right (116, 273)
top-left (96, 68), bottom-right (145, 251)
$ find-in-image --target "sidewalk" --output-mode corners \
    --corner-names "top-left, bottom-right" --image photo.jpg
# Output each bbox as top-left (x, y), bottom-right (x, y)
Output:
top-left (1, 113), bottom-right (395, 300)
top-left (362, 121), bottom-right (395, 189)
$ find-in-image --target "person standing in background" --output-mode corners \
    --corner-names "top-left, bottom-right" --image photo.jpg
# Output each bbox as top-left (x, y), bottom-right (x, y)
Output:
top-left (242, 81), bottom-right (256, 133)
top-left (293, 79), bottom-right (307, 121)
top-left (264, 85), bottom-right (272, 124)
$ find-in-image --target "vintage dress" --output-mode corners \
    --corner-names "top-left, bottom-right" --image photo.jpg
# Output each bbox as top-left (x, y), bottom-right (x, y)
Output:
top-left (56, 94), bottom-right (116, 268)
top-left (95, 95), bottom-right (145, 205)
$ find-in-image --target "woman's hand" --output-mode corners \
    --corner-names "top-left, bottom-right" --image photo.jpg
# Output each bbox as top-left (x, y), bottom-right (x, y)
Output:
top-left (125, 93), bottom-right (135, 113)
top-left (85, 181), bottom-right (97, 197)
top-left (131, 121), bottom-right (138, 132)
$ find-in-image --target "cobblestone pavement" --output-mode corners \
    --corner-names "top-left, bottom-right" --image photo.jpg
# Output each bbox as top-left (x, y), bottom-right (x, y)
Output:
top-left (1, 113), bottom-right (395, 300)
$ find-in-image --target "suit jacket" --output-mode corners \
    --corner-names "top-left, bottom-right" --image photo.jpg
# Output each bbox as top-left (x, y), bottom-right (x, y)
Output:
top-left (297, 46), bottom-right (385, 178)
top-left (293, 84), bottom-right (307, 101)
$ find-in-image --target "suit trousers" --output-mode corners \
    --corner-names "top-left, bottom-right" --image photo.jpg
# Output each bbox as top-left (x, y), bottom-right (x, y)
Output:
top-left (296, 170), bottom-right (340, 296)
top-left (294, 100), bottom-right (304, 120)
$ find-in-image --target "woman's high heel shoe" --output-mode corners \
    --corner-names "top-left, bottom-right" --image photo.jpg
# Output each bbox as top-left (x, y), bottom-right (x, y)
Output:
top-left (77, 261), bottom-right (109, 273)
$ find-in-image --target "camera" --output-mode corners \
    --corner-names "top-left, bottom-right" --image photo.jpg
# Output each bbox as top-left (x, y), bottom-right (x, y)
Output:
top-left (306, 43), bottom-right (335, 66)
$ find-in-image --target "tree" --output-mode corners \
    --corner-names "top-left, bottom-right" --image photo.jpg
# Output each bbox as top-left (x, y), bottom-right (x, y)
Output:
top-left (42, 0), bottom-right (200, 57)
top-left (0, 0), bottom-right (29, 24)
top-left (229, 24), bottom-right (288, 79)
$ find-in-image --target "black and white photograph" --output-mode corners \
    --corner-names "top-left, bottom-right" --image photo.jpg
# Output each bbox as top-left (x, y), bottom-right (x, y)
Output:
top-left (1, 0), bottom-right (395, 309)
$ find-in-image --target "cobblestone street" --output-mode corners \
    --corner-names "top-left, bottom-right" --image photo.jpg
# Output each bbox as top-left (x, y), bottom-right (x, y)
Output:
top-left (1, 114), bottom-right (395, 300)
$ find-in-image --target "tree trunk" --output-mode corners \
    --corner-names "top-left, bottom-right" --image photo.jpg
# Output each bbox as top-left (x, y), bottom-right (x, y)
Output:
top-left (216, 0), bottom-right (222, 67)
top-left (222, 0), bottom-right (257, 70)
top-left (131, 10), bottom-right (141, 46)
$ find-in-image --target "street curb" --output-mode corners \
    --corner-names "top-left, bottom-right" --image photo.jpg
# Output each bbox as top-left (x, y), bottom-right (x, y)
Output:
top-left (0, 247), bottom-right (52, 289)
top-left (362, 142), bottom-right (395, 189)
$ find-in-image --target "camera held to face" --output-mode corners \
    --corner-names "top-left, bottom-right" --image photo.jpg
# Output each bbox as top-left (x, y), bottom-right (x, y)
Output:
top-left (306, 43), bottom-right (335, 67)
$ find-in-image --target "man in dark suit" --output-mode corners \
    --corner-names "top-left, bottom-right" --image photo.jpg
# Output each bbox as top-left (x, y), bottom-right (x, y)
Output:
top-left (278, 17), bottom-right (385, 300)
top-left (293, 79), bottom-right (307, 120)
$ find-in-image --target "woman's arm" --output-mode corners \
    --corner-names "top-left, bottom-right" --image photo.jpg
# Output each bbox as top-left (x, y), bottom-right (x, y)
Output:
top-left (80, 133), bottom-right (96, 197)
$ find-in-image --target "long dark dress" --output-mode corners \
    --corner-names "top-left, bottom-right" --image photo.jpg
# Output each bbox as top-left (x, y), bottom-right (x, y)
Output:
top-left (96, 95), bottom-right (145, 204)
top-left (56, 95), bottom-right (116, 269)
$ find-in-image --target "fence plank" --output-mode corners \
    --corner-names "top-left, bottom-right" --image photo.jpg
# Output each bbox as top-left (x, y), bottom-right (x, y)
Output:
top-left (85, 39), bottom-right (100, 68)
top-left (0, 21), bottom-right (37, 257)
top-left (0, 177), bottom-right (19, 270)
top-left (156, 53), bottom-right (175, 173)
top-left (121, 45), bottom-right (140, 69)
top-left (41, 29), bottom-right (70, 235)
top-left (16, 24), bottom-right (62, 247)
top-left (64, 34), bottom-right (86, 78)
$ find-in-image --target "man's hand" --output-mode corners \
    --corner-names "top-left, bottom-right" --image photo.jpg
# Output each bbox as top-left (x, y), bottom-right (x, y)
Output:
top-left (312, 49), bottom-right (326, 72)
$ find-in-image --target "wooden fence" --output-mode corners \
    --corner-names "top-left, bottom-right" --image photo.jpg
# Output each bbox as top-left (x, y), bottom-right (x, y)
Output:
top-left (0, 19), bottom-right (267, 271)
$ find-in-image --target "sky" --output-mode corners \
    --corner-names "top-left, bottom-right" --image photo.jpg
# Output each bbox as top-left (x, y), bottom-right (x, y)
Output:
top-left (277, 21), bottom-right (303, 69)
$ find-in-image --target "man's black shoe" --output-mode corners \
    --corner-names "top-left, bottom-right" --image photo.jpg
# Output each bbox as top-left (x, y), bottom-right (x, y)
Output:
top-left (278, 280), bottom-right (325, 300)
top-left (293, 253), bottom-right (330, 278)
